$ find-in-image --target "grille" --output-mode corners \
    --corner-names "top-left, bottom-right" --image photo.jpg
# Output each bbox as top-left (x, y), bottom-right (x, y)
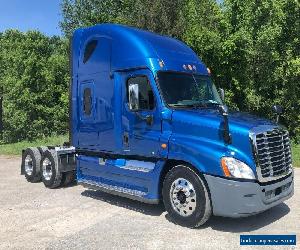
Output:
top-left (254, 128), bottom-right (292, 179)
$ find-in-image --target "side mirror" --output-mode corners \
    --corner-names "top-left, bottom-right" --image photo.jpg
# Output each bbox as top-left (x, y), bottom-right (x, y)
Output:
top-left (219, 88), bottom-right (225, 103)
top-left (218, 104), bottom-right (228, 116)
top-left (272, 105), bottom-right (283, 123)
top-left (128, 83), bottom-right (139, 111)
top-left (218, 105), bottom-right (231, 144)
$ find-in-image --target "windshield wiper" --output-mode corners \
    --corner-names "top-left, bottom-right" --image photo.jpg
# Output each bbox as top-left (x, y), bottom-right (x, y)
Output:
top-left (169, 104), bottom-right (196, 108)
top-left (169, 103), bottom-right (208, 109)
top-left (169, 101), bottom-right (222, 109)
top-left (204, 102), bottom-right (221, 107)
top-left (187, 102), bottom-right (221, 109)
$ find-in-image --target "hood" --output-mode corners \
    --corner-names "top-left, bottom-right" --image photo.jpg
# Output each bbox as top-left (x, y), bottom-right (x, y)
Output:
top-left (172, 109), bottom-right (275, 137)
top-left (170, 108), bottom-right (277, 171)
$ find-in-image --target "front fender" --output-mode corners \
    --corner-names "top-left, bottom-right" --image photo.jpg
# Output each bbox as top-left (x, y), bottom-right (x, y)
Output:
top-left (168, 133), bottom-right (256, 177)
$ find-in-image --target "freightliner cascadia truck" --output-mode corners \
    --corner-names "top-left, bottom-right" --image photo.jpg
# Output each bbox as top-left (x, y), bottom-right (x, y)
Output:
top-left (21, 24), bottom-right (294, 228)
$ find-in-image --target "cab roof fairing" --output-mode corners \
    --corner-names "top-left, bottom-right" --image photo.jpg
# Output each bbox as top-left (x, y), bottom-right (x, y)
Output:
top-left (73, 23), bottom-right (209, 76)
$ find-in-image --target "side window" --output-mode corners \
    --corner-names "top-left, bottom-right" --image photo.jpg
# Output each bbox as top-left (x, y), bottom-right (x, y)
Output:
top-left (79, 37), bottom-right (111, 74)
top-left (127, 76), bottom-right (155, 110)
top-left (83, 40), bottom-right (98, 64)
top-left (83, 88), bottom-right (92, 116)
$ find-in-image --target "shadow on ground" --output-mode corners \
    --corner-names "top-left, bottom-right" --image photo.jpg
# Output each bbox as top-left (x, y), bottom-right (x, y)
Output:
top-left (81, 190), bottom-right (290, 233)
top-left (82, 189), bottom-right (290, 232)
top-left (81, 190), bottom-right (165, 216)
top-left (205, 203), bottom-right (290, 233)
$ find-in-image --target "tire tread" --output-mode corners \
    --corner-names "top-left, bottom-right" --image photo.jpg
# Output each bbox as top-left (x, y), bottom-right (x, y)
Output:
top-left (163, 164), bottom-right (212, 228)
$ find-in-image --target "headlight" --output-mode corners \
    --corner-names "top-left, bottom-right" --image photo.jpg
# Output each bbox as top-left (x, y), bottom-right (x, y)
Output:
top-left (221, 157), bottom-right (255, 180)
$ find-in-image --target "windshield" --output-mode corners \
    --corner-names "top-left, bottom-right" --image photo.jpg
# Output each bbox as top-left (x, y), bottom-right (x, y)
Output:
top-left (157, 71), bottom-right (223, 108)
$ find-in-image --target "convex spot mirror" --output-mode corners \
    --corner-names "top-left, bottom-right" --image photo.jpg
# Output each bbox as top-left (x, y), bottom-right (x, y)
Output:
top-left (272, 104), bottom-right (283, 123)
top-left (272, 105), bottom-right (283, 115)
top-left (219, 88), bottom-right (225, 103)
top-left (128, 83), bottom-right (139, 111)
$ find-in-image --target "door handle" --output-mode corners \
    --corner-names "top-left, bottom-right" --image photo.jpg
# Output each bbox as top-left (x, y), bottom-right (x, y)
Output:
top-left (123, 132), bottom-right (129, 146)
top-left (145, 115), bottom-right (154, 126)
top-left (135, 112), bottom-right (153, 126)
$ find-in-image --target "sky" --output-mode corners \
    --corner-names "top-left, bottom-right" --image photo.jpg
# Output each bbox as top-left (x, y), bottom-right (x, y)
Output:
top-left (0, 0), bottom-right (62, 36)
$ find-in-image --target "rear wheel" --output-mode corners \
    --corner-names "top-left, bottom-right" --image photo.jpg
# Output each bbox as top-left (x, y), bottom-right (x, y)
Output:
top-left (23, 147), bottom-right (42, 183)
top-left (162, 165), bottom-right (212, 228)
top-left (41, 150), bottom-right (62, 188)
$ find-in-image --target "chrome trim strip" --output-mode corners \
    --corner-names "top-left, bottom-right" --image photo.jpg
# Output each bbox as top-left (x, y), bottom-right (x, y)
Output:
top-left (79, 179), bottom-right (147, 197)
top-left (120, 165), bottom-right (152, 172)
top-left (79, 181), bottom-right (159, 204)
top-left (118, 160), bottom-right (155, 173)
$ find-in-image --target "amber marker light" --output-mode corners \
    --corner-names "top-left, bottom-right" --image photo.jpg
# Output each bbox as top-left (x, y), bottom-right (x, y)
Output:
top-left (159, 60), bottom-right (164, 68)
top-left (221, 158), bottom-right (231, 177)
top-left (161, 143), bottom-right (167, 149)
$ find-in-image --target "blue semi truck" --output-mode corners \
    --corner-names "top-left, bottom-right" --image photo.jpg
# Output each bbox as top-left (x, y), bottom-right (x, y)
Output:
top-left (21, 24), bottom-right (294, 227)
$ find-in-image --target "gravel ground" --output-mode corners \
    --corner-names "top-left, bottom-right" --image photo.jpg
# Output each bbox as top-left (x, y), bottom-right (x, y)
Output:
top-left (0, 155), bottom-right (299, 250)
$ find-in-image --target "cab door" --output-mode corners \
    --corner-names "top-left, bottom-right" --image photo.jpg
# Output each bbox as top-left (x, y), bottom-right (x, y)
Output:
top-left (122, 69), bottom-right (161, 158)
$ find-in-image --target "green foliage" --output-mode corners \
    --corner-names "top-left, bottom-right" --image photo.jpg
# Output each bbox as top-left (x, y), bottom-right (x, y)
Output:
top-left (60, 0), bottom-right (132, 37)
top-left (0, 134), bottom-right (68, 155)
top-left (0, 30), bottom-right (69, 143)
top-left (127, 0), bottom-right (186, 38)
top-left (292, 143), bottom-right (300, 167)
top-left (60, 0), bottom-right (186, 38)
top-left (219, 0), bottom-right (300, 140)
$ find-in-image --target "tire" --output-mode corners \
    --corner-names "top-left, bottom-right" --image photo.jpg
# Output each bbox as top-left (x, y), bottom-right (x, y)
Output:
top-left (62, 171), bottom-right (76, 186)
top-left (37, 146), bottom-right (48, 156)
top-left (162, 165), bottom-right (212, 228)
top-left (41, 149), bottom-right (62, 188)
top-left (23, 147), bottom-right (42, 183)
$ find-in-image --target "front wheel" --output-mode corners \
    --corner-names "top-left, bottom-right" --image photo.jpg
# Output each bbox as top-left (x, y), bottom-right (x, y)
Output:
top-left (162, 165), bottom-right (212, 228)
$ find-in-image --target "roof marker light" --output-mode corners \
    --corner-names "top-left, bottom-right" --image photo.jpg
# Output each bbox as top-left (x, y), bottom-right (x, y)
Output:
top-left (188, 64), bottom-right (192, 70)
top-left (159, 60), bottom-right (164, 68)
top-left (183, 64), bottom-right (187, 70)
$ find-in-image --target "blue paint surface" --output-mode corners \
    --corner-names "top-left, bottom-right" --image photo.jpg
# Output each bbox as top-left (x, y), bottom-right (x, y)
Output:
top-left (71, 24), bottom-right (276, 200)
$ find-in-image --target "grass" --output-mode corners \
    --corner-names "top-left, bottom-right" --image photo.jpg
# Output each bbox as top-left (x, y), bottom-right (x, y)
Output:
top-left (0, 135), bottom-right (68, 156)
top-left (0, 135), bottom-right (299, 167)
top-left (292, 143), bottom-right (300, 168)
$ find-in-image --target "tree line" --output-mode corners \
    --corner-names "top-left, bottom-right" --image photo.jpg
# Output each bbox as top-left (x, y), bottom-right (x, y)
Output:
top-left (0, 0), bottom-right (299, 143)
top-left (0, 31), bottom-right (69, 142)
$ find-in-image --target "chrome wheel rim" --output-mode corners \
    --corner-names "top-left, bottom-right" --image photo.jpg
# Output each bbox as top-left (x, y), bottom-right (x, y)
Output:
top-left (24, 155), bottom-right (33, 176)
top-left (42, 158), bottom-right (52, 181)
top-left (170, 178), bottom-right (196, 217)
